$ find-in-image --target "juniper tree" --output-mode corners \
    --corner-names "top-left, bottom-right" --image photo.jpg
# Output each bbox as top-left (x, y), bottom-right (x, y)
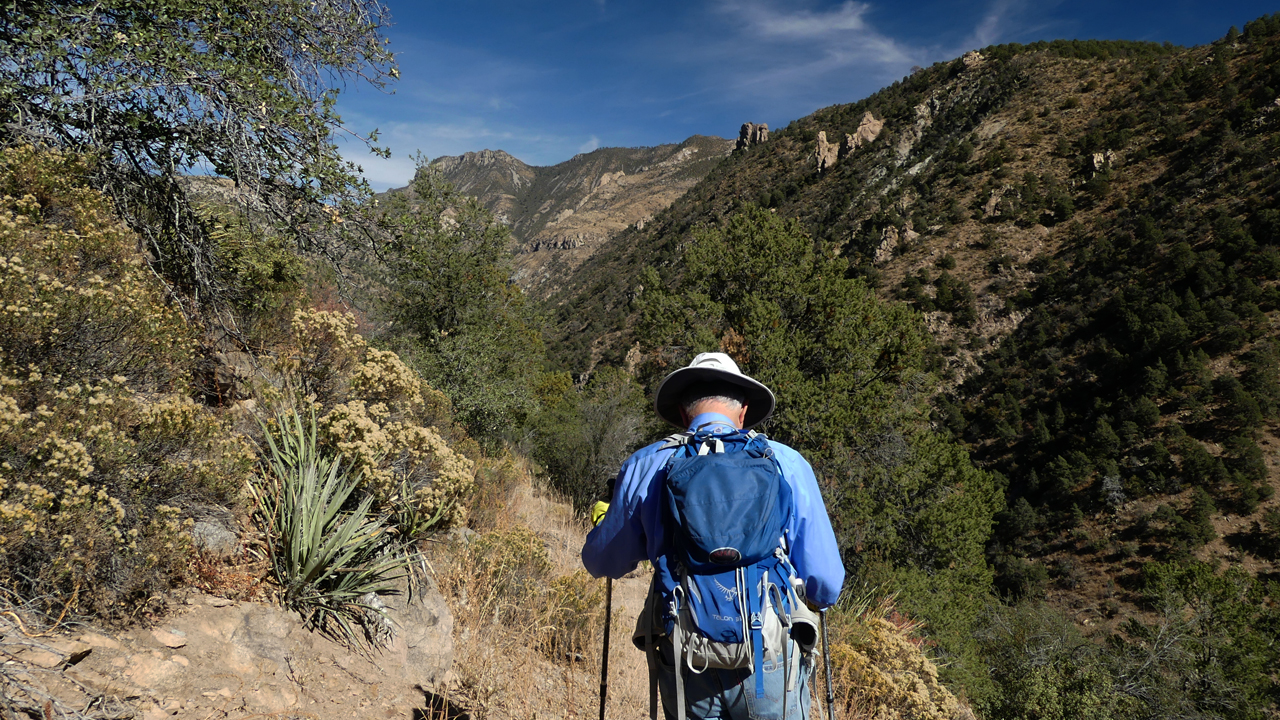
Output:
top-left (376, 165), bottom-right (544, 440)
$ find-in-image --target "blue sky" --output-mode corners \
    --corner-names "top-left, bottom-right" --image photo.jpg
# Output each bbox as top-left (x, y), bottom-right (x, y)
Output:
top-left (337, 1), bottom-right (1275, 190)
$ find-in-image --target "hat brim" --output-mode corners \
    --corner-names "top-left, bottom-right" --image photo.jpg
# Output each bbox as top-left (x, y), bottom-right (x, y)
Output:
top-left (653, 365), bottom-right (776, 430)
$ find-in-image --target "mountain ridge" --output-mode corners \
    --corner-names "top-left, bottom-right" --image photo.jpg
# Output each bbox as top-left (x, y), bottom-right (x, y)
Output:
top-left (417, 135), bottom-right (735, 298)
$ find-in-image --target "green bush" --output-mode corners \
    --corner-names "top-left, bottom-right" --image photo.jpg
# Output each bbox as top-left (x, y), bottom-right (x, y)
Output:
top-left (530, 366), bottom-right (648, 511)
top-left (974, 602), bottom-right (1129, 720)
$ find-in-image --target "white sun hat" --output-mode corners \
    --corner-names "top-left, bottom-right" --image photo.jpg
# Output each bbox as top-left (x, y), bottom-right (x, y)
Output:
top-left (653, 352), bottom-right (776, 429)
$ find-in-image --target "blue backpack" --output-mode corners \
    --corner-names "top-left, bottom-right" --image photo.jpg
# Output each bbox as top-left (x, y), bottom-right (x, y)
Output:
top-left (636, 426), bottom-right (819, 720)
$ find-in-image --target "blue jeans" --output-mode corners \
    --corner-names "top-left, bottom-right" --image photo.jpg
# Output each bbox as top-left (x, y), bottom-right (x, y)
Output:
top-left (653, 639), bottom-right (813, 720)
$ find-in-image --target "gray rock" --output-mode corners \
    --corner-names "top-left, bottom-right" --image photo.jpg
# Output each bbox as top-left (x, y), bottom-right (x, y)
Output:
top-left (189, 520), bottom-right (238, 556)
top-left (380, 587), bottom-right (454, 687)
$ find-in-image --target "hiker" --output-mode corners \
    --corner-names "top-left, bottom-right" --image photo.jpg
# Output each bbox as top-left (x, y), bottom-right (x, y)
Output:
top-left (582, 352), bottom-right (844, 720)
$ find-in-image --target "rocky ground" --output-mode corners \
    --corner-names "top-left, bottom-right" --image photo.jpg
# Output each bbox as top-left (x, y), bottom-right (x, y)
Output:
top-left (0, 582), bottom-right (451, 720)
top-left (0, 480), bottom-right (663, 720)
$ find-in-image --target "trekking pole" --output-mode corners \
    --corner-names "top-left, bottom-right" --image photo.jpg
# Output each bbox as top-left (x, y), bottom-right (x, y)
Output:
top-left (599, 576), bottom-right (613, 720)
top-left (821, 609), bottom-right (836, 720)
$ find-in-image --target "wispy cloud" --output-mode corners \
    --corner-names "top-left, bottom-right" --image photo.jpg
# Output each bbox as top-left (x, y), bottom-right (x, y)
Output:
top-left (738, 0), bottom-right (873, 40)
top-left (578, 135), bottom-right (601, 153)
top-left (717, 0), bottom-right (916, 65)
top-left (623, 0), bottom-right (924, 124)
top-left (958, 0), bottom-right (1052, 54)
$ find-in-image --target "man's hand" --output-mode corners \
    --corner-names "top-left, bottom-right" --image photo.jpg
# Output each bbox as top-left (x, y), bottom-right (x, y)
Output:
top-left (591, 501), bottom-right (610, 526)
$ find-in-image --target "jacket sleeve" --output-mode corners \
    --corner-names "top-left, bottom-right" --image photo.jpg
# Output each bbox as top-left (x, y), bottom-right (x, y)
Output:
top-left (581, 447), bottom-right (663, 579)
top-left (775, 443), bottom-right (845, 608)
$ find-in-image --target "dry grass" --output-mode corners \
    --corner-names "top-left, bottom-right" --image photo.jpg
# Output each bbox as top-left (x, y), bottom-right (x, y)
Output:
top-left (421, 457), bottom-right (651, 720)
top-left (823, 595), bottom-right (974, 720)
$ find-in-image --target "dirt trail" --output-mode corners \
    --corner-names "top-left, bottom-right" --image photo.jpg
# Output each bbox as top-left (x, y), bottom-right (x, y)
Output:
top-left (0, 581), bottom-right (451, 720)
top-left (505, 483), bottom-right (655, 720)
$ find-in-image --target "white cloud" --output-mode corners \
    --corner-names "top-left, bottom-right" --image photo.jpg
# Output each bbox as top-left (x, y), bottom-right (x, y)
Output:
top-left (350, 153), bottom-right (421, 192)
top-left (628, 0), bottom-right (1047, 126)
top-left (739, 0), bottom-right (873, 40)
top-left (962, 0), bottom-right (1034, 52)
top-left (628, 0), bottom-right (922, 123)
top-left (714, 0), bottom-right (915, 66)
top-left (579, 135), bottom-right (601, 153)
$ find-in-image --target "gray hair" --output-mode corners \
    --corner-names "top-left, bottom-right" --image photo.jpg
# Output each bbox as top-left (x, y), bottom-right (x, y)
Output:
top-left (679, 381), bottom-right (747, 416)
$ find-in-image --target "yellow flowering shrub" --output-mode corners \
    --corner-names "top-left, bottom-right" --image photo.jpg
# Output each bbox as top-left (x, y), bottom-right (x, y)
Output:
top-left (827, 605), bottom-right (966, 720)
top-left (0, 148), bottom-right (255, 618)
top-left (318, 399), bottom-right (475, 528)
top-left (275, 307), bottom-right (475, 531)
top-left (0, 146), bottom-right (193, 394)
top-left (284, 308), bottom-right (367, 404)
top-left (350, 347), bottom-right (423, 408)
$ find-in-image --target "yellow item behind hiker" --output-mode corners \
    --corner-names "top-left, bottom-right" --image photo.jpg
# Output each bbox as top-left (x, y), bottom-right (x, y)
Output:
top-left (591, 501), bottom-right (610, 526)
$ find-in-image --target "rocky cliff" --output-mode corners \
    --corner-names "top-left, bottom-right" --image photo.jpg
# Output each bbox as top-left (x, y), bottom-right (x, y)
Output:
top-left (422, 135), bottom-right (734, 298)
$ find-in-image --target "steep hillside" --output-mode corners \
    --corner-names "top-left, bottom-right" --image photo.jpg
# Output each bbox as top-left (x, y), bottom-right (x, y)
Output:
top-left (424, 135), bottom-right (734, 298)
top-left (428, 149), bottom-right (538, 227)
top-left (543, 17), bottom-right (1280, 708)
top-left (547, 40), bottom-right (1199, 373)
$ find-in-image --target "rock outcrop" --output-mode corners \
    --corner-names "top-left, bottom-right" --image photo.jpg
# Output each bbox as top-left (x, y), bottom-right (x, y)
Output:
top-left (815, 113), bottom-right (884, 172)
top-left (1091, 149), bottom-right (1116, 173)
top-left (815, 131), bottom-right (840, 172)
top-left (735, 122), bottom-right (770, 151)
top-left (844, 111), bottom-right (885, 153)
top-left (874, 222), bottom-right (922, 263)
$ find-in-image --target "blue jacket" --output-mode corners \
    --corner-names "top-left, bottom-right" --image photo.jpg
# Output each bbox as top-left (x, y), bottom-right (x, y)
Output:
top-left (581, 412), bottom-right (845, 608)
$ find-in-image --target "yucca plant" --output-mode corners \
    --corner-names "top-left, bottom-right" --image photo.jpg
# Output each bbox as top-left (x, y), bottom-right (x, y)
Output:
top-left (250, 408), bottom-right (409, 645)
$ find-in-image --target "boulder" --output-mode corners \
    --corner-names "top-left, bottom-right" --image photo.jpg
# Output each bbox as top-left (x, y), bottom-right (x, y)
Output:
top-left (378, 586), bottom-right (454, 688)
top-left (182, 504), bottom-right (240, 557)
